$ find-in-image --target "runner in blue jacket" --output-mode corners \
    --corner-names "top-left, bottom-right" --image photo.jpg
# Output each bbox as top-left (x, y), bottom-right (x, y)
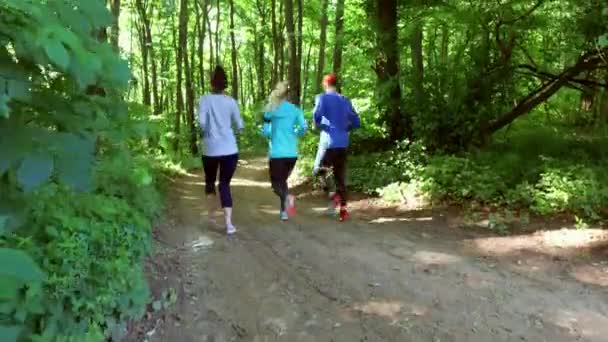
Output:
top-left (313, 73), bottom-right (360, 221)
top-left (262, 81), bottom-right (308, 221)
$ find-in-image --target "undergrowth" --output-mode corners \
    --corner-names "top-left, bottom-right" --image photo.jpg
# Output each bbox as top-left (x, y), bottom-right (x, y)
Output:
top-left (297, 120), bottom-right (608, 225)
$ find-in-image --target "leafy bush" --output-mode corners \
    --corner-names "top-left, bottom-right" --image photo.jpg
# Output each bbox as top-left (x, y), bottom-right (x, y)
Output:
top-left (0, 1), bottom-right (164, 341)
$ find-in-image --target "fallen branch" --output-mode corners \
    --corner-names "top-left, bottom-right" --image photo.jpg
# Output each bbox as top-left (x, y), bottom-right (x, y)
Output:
top-left (485, 48), bottom-right (608, 135)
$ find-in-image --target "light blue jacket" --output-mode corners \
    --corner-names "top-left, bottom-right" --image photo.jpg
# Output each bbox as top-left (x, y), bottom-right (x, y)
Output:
top-left (262, 100), bottom-right (307, 158)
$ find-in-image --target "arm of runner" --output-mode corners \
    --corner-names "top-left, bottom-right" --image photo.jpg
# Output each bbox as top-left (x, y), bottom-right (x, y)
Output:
top-left (313, 95), bottom-right (328, 131)
top-left (197, 96), bottom-right (207, 136)
top-left (262, 112), bottom-right (272, 138)
top-left (295, 108), bottom-right (308, 137)
top-left (347, 98), bottom-right (361, 131)
top-left (231, 99), bottom-right (245, 134)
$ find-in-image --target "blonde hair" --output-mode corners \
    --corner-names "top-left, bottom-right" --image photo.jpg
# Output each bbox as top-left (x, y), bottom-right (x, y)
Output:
top-left (265, 81), bottom-right (289, 112)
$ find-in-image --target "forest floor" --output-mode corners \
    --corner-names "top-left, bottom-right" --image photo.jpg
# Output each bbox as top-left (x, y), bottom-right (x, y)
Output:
top-left (126, 158), bottom-right (608, 342)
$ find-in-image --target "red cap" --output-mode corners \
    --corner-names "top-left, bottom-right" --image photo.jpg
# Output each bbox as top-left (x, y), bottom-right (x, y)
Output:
top-left (322, 73), bottom-right (337, 87)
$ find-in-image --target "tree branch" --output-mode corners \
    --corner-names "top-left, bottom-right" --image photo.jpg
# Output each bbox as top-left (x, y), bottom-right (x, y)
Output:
top-left (516, 64), bottom-right (608, 89)
top-left (502, 0), bottom-right (545, 25)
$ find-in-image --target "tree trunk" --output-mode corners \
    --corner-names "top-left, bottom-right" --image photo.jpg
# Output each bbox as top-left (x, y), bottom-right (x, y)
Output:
top-left (295, 0), bottom-right (302, 103)
top-left (229, 0), bottom-right (238, 99)
top-left (332, 0), bottom-right (345, 91)
top-left (215, 0), bottom-right (221, 65)
top-left (248, 61), bottom-right (255, 105)
top-left (238, 56), bottom-right (244, 103)
top-left (197, 0), bottom-right (208, 93)
top-left (146, 6), bottom-right (159, 114)
top-left (278, 1), bottom-right (285, 81)
top-left (302, 41), bottom-right (313, 106)
top-left (411, 20), bottom-right (424, 105)
top-left (185, 2), bottom-right (197, 154)
top-left (254, 27), bottom-right (266, 100)
top-left (271, 0), bottom-right (279, 86)
top-left (315, 0), bottom-right (329, 94)
top-left (175, 0), bottom-right (188, 151)
top-left (110, 0), bottom-right (121, 51)
top-left (285, 0), bottom-right (299, 104)
top-left (207, 5), bottom-right (214, 70)
top-left (135, 0), bottom-right (151, 107)
top-left (374, 0), bottom-right (408, 142)
top-left (440, 23), bottom-right (449, 91)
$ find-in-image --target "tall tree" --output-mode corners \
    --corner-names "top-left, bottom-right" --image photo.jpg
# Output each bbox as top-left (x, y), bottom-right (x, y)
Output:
top-left (183, 0), bottom-right (197, 154)
top-left (175, 0), bottom-right (188, 151)
top-left (229, 0), bottom-right (238, 99)
top-left (109, 0), bottom-right (121, 50)
top-left (215, 0), bottom-right (221, 65)
top-left (332, 0), bottom-right (345, 91)
top-left (207, 4), bottom-right (214, 71)
top-left (196, 0), bottom-right (209, 93)
top-left (315, 0), bottom-right (329, 94)
top-left (296, 0), bottom-right (303, 103)
top-left (135, 0), bottom-right (151, 107)
top-left (285, 0), bottom-right (299, 104)
top-left (254, 0), bottom-right (268, 100)
top-left (373, 0), bottom-right (409, 142)
top-left (270, 0), bottom-right (279, 86)
top-left (411, 20), bottom-right (424, 105)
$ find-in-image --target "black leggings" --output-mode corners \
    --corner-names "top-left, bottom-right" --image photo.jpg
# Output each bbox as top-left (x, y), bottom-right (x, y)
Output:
top-left (317, 148), bottom-right (347, 206)
top-left (202, 154), bottom-right (238, 208)
top-left (269, 158), bottom-right (297, 211)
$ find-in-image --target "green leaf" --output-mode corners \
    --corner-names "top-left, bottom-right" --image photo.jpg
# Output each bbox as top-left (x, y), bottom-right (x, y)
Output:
top-left (599, 34), bottom-right (608, 48)
top-left (17, 153), bottom-right (54, 192)
top-left (54, 134), bottom-right (94, 191)
top-left (0, 248), bottom-right (45, 282)
top-left (0, 94), bottom-right (9, 118)
top-left (0, 215), bottom-right (7, 235)
top-left (44, 39), bottom-right (70, 70)
top-left (0, 277), bottom-right (22, 300)
top-left (0, 325), bottom-right (21, 342)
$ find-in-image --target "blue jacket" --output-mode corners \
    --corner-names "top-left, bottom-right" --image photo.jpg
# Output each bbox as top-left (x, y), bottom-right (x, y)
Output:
top-left (313, 91), bottom-right (360, 148)
top-left (262, 100), bottom-right (307, 158)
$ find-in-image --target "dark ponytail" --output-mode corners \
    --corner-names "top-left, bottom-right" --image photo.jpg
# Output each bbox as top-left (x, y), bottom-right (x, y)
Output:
top-left (210, 65), bottom-right (228, 94)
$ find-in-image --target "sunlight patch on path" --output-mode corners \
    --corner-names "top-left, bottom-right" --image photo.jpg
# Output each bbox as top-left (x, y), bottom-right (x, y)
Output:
top-left (369, 217), bottom-right (433, 224)
top-left (231, 177), bottom-right (269, 188)
top-left (412, 250), bottom-right (463, 265)
top-left (469, 228), bottom-right (608, 256)
top-left (189, 235), bottom-right (214, 251)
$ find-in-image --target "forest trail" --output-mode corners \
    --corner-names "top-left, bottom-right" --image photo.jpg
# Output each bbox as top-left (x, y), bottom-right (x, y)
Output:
top-left (128, 158), bottom-right (608, 342)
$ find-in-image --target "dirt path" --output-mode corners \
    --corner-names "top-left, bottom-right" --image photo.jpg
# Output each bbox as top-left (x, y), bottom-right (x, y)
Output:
top-left (128, 158), bottom-right (608, 342)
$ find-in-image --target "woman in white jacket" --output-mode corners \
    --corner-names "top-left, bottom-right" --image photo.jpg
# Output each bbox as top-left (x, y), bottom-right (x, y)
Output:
top-left (198, 65), bottom-right (244, 235)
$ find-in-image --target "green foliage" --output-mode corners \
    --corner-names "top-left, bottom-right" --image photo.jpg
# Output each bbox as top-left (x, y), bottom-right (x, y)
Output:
top-left (0, 1), bottom-right (165, 341)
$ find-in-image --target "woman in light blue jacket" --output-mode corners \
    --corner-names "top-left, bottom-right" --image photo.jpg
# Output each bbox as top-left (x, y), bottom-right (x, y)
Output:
top-left (262, 81), bottom-right (308, 221)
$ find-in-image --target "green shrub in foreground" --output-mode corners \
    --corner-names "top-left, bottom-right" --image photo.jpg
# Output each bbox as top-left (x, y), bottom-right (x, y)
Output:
top-left (1, 153), bottom-right (162, 341)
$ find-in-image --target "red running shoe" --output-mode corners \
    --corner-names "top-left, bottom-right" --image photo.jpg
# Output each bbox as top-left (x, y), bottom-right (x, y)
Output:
top-left (339, 208), bottom-right (350, 222)
top-left (286, 195), bottom-right (296, 217)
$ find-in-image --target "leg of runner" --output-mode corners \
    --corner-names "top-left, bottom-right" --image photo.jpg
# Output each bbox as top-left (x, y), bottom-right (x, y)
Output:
top-left (332, 148), bottom-right (349, 221)
top-left (270, 158), bottom-right (297, 220)
top-left (218, 154), bottom-right (239, 234)
top-left (202, 156), bottom-right (220, 226)
top-left (284, 158), bottom-right (297, 217)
